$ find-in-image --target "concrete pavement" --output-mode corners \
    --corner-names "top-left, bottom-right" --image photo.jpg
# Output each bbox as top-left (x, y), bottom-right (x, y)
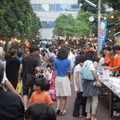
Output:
top-left (52, 83), bottom-right (119, 120)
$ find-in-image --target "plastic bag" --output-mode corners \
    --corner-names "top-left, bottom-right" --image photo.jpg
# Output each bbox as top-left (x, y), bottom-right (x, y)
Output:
top-left (16, 80), bottom-right (22, 94)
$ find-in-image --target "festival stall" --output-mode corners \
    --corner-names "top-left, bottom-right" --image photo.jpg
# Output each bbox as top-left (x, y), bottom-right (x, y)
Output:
top-left (99, 73), bottom-right (120, 118)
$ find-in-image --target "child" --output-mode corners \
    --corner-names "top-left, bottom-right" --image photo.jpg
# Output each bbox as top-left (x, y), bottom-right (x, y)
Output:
top-left (25, 103), bottom-right (56, 120)
top-left (29, 77), bottom-right (53, 105)
top-left (99, 51), bottom-right (105, 65)
top-left (46, 65), bottom-right (57, 101)
top-left (44, 58), bottom-right (54, 77)
top-left (102, 62), bottom-right (112, 77)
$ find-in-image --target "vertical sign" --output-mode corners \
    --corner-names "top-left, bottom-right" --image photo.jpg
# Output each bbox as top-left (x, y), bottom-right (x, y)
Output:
top-left (99, 21), bottom-right (107, 51)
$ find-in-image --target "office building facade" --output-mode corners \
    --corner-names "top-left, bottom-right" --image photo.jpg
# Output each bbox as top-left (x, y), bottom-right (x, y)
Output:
top-left (30, 0), bottom-right (79, 40)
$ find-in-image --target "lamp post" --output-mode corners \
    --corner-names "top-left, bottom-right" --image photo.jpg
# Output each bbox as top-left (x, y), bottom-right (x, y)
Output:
top-left (97, 0), bottom-right (101, 56)
top-left (85, 0), bottom-right (101, 56)
top-left (41, 26), bottom-right (42, 41)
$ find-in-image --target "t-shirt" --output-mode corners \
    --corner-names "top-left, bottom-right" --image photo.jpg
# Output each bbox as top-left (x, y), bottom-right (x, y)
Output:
top-left (22, 54), bottom-right (39, 82)
top-left (99, 57), bottom-right (104, 65)
top-left (73, 64), bottom-right (83, 92)
top-left (2, 71), bottom-right (8, 84)
top-left (88, 47), bottom-right (94, 51)
top-left (0, 87), bottom-right (24, 120)
top-left (0, 60), bottom-right (8, 84)
top-left (83, 60), bottom-right (95, 71)
top-left (18, 58), bottom-right (22, 62)
top-left (29, 91), bottom-right (53, 105)
top-left (68, 55), bottom-right (73, 68)
top-left (53, 59), bottom-right (71, 77)
top-left (113, 54), bottom-right (120, 72)
top-left (39, 54), bottom-right (43, 64)
top-left (104, 53), bottom-right (111, 64)
top-left (48, 52), bottom-right (56, 59)
top-left (6, 57), bottom-right (20, 78)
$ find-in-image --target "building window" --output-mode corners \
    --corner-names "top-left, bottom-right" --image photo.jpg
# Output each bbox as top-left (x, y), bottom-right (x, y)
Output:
top-left (49, 4), bottom-right (55, 11)
top-left (41, 21), bottom-right (55, 28)
top-left (50, 22), bottom-right (55, 28)
top-left (31, 4), bottom-right (79, 11)
top-left (31, 4), bottom-right (49, 11)
top-left (56, 4), bottom-right (79, 11)
top-left (42, 4), bottom-right (49, 11)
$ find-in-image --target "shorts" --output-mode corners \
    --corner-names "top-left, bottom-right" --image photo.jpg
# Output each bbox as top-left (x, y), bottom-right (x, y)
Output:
top-left (23, 84), bottom-right (34, 96)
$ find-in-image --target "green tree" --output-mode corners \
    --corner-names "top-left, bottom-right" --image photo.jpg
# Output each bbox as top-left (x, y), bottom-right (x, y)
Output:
top-left (53, 14), bottom-right (76, 38)
top-left (0, 0), bottom-right (41, 50)
top-left (78, 0), bottom-right (106, 14)
top-left (74, 11), bottom-right (91, 36)
top-left (102, 0), bottom-right (120, 10)
top-left (53, 12), bottom-right (92, 39)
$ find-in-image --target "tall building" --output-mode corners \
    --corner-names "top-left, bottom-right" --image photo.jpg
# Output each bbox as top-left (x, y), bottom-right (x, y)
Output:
top-left (30, 0), bottom-right (79, 40)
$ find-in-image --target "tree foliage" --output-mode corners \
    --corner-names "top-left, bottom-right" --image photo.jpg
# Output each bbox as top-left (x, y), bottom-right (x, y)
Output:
top-left (0, 0), bottom-right (41, 44)
top-left (78, 0), bottom-right (120, 12)
top-left (53, 14), bottom-right (75, 37)
top-left (53, 12), bottom-right (91, 38)
top-left (78, 0), bottom-right (106, 14)
top-left (102, 0), bottom-right (120, 10)
top-left (74, 11), bottom-right (91, 36)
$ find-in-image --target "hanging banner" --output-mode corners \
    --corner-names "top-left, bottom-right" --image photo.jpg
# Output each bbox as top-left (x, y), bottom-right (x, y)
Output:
top-left (99, 21), bottom-right (107, 51)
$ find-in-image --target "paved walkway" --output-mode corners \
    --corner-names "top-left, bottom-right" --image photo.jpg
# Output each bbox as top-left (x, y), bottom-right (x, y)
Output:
top-left (52, 82), bottom-right (119, 120)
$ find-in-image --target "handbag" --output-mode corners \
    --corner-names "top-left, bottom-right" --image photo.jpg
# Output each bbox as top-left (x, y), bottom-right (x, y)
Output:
top-left (16, 80), bottom-right (22, 94)
top-left (82, 62), bottom-right (95, 81)
top-left (25, 74), bottom-right (35, 86)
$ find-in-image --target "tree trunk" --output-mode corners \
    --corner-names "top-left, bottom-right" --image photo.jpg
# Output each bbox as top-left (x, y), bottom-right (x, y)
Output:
top-left (5, 38), bottom-right (10, 52)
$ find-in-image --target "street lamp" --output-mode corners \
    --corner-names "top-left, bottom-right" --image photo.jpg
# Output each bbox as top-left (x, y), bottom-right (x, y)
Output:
top-left (85, 0), bottom-right (101, 56)
top-left (85, 0), bottom-right (97, 8)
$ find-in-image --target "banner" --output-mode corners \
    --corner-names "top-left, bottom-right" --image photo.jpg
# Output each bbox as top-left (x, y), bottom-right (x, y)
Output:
top-left (99, 21), bottom-right (107, 51)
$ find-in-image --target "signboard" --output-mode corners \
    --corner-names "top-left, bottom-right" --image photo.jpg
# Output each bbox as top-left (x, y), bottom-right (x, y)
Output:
top-left (99, 21), bottom-right (107, 51)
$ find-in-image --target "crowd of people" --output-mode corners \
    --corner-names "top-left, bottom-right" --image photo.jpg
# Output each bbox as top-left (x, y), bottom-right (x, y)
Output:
top-left (0, 43), bottom-right (120, 120)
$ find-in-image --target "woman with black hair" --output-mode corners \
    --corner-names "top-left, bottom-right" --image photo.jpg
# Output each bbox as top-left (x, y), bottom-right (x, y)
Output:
top-left (29, 78), bottom-right (53, 105)
top-left (6, 49), bottom-right (20, 89)
top-left (53, 48), bottom-right (71, 116)
top-left (82, 51), bottom-right (102, 120)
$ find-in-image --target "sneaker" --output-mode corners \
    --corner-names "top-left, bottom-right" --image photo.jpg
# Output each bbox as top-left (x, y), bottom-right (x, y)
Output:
top-left (60, 110), bottom-right (66, 115)
top-left (56, 107), bottom-right (61, 115)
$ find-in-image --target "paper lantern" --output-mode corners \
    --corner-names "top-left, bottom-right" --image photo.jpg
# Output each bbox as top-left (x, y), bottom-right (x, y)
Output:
top-left (26, 44), bottom-right (30, 48)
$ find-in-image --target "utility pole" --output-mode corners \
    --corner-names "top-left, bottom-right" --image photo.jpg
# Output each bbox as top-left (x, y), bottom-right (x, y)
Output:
top-left (97, 0), bottom-right (101, 56)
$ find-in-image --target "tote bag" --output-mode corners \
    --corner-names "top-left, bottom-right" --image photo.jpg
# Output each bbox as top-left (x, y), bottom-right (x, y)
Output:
top-left (82, 62), bottom-right (94, 81)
